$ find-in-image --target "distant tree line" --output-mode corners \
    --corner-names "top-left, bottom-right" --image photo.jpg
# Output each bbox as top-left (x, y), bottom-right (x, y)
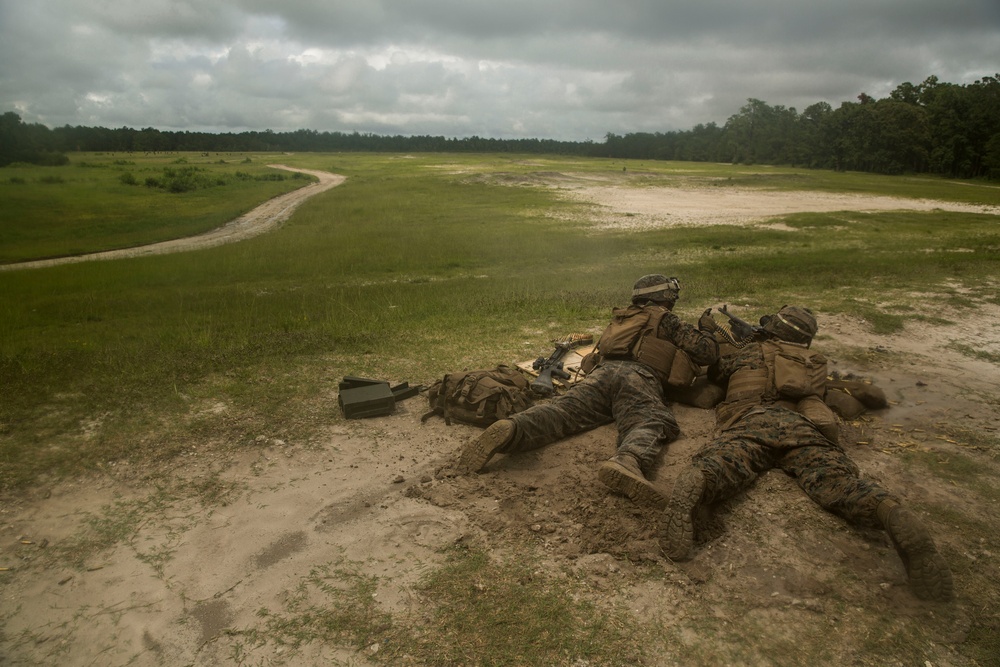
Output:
top-left (2, 74), bottom-right (998, 178)
top-left (603, 75), bottom-right (1000, 179)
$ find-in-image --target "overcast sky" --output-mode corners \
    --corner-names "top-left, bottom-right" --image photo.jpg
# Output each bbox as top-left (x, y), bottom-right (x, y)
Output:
top-left (1, 1), bottom-right (998, 142)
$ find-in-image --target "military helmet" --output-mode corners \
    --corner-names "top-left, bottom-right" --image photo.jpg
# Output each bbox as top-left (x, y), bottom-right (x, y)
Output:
top-left (631, 274), bottom-right (681, 306)
top-left (760, 305), bottom-right (817, 345)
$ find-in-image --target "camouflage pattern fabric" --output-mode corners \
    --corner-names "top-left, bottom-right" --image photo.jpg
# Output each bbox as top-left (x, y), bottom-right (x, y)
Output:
top-left (509, 360), bottom-right (677, 471)
top-left (692, 407), bottom-right (894, 528)
top-left (655, 309), bottom-right (721, 371)
top-left (506, 307), bottom-right (717, 471)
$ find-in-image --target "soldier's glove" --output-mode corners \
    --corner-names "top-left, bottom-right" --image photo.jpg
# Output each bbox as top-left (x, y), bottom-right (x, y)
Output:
top-left (698, 308), bottom-right (718, 332)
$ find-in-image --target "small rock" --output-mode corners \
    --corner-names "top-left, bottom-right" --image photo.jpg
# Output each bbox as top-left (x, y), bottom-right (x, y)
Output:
top-left (392, 475), bottom-right (405, 484)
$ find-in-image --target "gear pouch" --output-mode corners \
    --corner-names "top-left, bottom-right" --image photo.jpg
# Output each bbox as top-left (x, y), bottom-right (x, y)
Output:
top-left (773, 347), bottom-right (827, 399)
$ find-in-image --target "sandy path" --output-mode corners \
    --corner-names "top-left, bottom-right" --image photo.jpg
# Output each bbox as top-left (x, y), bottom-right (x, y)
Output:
top-left (558, 185), bottom-right (1000, 230)
top-left (0, 166), bottom-right (345, 271)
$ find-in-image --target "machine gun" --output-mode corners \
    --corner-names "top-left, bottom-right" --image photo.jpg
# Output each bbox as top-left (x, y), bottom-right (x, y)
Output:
top-left (716, 305), bottom-right (763, 348)
top-left (530, 333), bottom-right (594, 396)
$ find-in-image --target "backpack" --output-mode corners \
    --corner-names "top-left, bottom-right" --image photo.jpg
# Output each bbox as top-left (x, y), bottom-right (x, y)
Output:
top-left (421, 365), bottom-right (534, 426)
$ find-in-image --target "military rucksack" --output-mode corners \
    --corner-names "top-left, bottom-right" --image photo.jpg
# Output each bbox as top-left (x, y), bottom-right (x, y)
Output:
top-left (421, 365), bottom-right (534, 426)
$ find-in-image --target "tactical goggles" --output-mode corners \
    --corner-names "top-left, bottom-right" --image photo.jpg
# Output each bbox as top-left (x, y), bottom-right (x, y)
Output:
top-left (632, 277), bottom-right (681, 298)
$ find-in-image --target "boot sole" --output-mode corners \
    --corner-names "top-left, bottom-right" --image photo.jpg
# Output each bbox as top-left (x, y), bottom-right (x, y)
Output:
top-left (885, 507), bottom-right (955, 602)
top-left (458, 420), bottom-right (515, 474)
top-left (658, 469), bottom-right (705, 562)
top-left (597, 460), bottom-right (665, 509)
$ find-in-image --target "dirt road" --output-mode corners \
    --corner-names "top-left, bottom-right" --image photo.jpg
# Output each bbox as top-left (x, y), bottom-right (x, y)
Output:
top-left (0, 165), bottom-right (345, 271)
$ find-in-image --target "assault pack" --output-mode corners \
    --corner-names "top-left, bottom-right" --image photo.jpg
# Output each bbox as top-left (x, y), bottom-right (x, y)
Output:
top-left (421, 365), bottom-right (534, 426)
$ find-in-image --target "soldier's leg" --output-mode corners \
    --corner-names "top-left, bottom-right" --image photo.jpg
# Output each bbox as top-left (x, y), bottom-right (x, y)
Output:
top-left (457, 419), bottom-right (518, 474)
top-left (513, 367), bottom-right (615, 452)
top-left (779, 444), bottom-right (954, 601)
top-left (877, 499), bottom-right (954, 601)
top-left (598, 364), bottom-right (677, 506)
top-left (610, 364), bottom-right (680, 469)
top-left (460, 367), bottom-right (616, 473)
top-left (660, 422), bottom-right (776, 560)
top-left (777, 442), bottom-right (886, 527)
top-left (694, 414), bottom-right (778, 503)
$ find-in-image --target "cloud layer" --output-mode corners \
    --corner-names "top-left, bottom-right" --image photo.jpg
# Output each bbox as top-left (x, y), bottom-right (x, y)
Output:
top-left (2, 0), bottom-right (998, 140)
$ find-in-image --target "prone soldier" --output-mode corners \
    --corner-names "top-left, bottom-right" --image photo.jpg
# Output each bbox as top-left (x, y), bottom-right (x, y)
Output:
top-left (660, 305), bottom-right (954, 602)
top-left (458, 274), bottom-right (719, 506)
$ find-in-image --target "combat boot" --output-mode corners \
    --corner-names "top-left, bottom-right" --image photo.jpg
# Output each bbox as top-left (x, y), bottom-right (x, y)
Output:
top-left (598, 453), bottom-right (665, 508)
top-left (877, 499), bottom-right (955, 602)
top-left (458, 419), bottom-right (516, 474)
top-left (658, 467), bottom-right (706, 562)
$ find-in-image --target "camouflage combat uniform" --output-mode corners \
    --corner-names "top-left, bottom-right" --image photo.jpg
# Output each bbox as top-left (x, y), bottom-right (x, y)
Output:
top-left (698, 339), bottom-right (892, 527)
top-left (507, 309), bottom-right (719, 471)
top-left (458, 274), bottom-right (721, 509)
top-left (661, 306), bottom-right (953, 602)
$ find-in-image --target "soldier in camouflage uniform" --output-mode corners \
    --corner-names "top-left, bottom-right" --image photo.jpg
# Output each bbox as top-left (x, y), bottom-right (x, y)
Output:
top-left (659, 305), bottom-right (954, 602)
top-left (458, 274), bottom-right (719, 507)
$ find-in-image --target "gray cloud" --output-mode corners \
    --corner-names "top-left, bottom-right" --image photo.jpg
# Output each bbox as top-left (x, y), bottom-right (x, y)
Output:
top-left (1, 0), bottom-right (997, 140)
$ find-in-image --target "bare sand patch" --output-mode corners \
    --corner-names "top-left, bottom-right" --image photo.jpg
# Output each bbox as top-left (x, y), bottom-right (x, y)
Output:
top-left (557, 184), bottom-right (1000, 230)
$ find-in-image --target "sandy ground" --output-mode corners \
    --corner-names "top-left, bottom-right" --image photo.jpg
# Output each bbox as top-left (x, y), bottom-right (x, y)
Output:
top-left (559, 184), bottom-right (1000, 230)
top-left (2, 175), bottom-right (999, 666)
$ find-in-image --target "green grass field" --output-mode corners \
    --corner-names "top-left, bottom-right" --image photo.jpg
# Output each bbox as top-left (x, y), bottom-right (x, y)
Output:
top-left (0, 153), bottom-right (310, 262)
top-left (2, 153), bottom-right (999, 490)
top-left (2, 152), bottom-right (999, 665)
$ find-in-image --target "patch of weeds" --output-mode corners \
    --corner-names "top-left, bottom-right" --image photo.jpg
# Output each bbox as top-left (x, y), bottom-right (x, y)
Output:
top-left (944, 425), bottom-right (1000, 453)
top-left (244, 544), bottom-right (649, 666)
top-left (854, 613), bottom-right (950, 666)
top-left (54, 487), bottom-right (205, 575)
top-left (885, 303), bottom-right (917, 312)
top-left (246, 558), bottom-right (393, 653)
top-left (899, 449), bottom-right (1000, 503)
top-left (962, 617), bottom-right (1000, 667)
top-left (947, 342), bottom-right (1000, 365)
top-left (387, 543), bottom-right (647, 666)
top-left (665, 603), bottom-right (838, 666)
top-left (853, 305), bottom-right (907, 335)
top-left (824, 340), bottom-right (909, 368)
top-left (940, 294), bottom-right (979, 309)
top-left (56, 495), bottom-right (160, 568)
top-left (175, 471), bottom-right (245, 507)
top-left (909, 314), bottom-right (955, 326)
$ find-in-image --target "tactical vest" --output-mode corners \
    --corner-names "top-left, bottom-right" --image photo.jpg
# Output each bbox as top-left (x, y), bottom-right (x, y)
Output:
top-left (719, 339), bottom-right (838, 440)
top-left (593, 305), bottom-right (699, 387)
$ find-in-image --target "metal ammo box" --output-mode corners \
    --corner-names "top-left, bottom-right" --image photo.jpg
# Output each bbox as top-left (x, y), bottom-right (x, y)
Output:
top-left (338, 377), bottom-right (419, 419)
